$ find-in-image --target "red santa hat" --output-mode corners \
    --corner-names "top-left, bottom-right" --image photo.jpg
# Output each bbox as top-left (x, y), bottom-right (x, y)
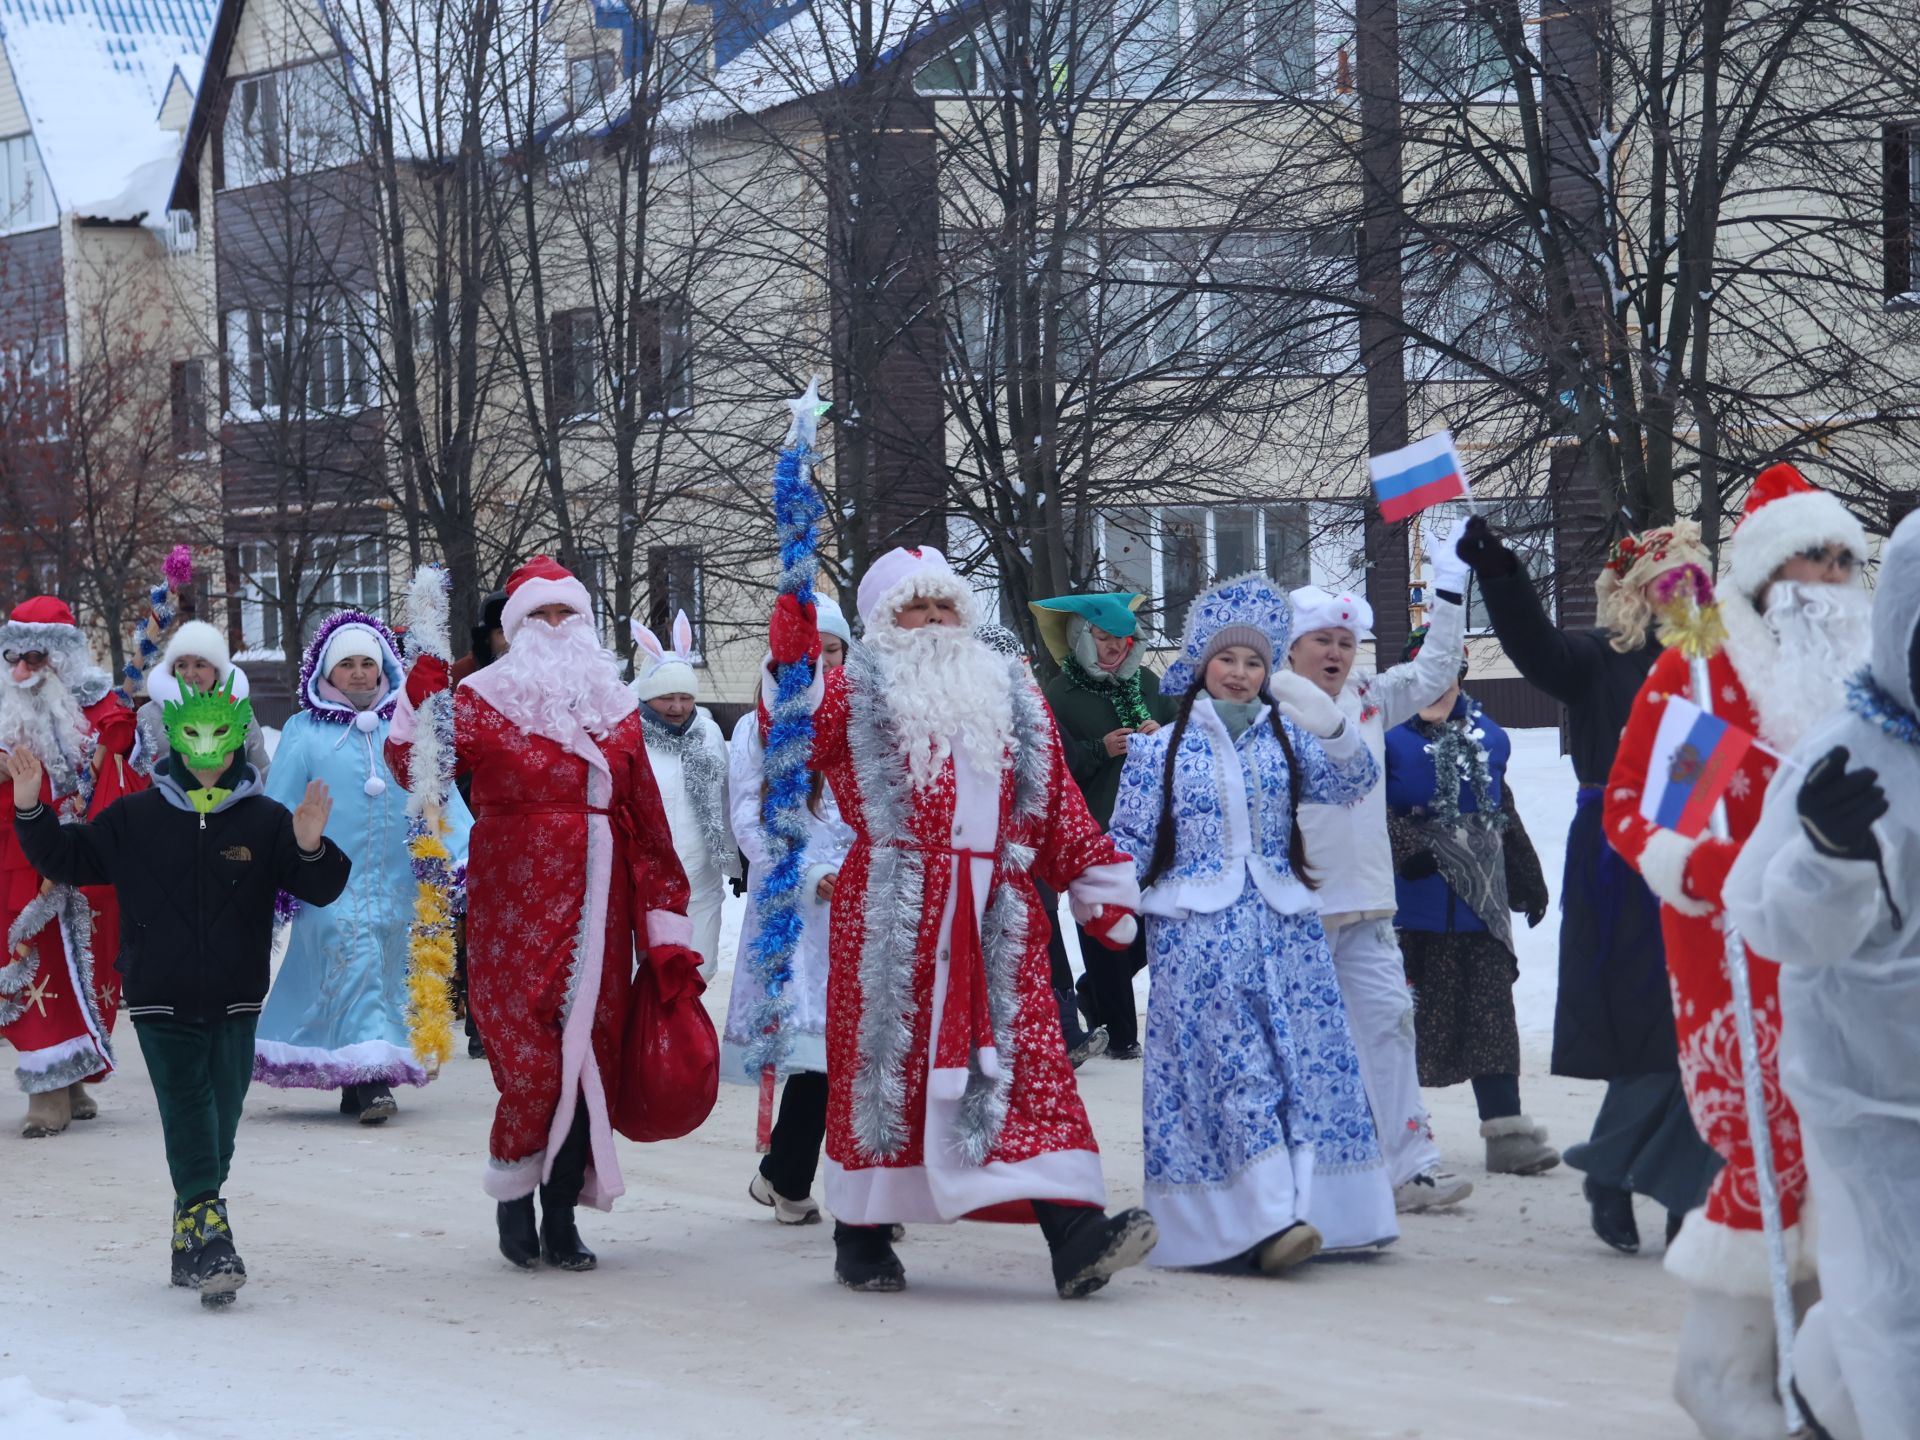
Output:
top-left (1725, 463), bottom-right (1868, 602)
top-left (499, 554), bottom-right (595, 640)
top-left (855, 545), bottom-right (975, 629)
top-left (0, 595), bottom-right (111, 702)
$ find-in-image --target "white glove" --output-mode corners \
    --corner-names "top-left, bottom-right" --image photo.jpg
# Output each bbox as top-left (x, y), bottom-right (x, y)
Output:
top-left (1426, 513), bottom-right (1472, 597)
top-left (1268, 670), bottom-right (1346, 739)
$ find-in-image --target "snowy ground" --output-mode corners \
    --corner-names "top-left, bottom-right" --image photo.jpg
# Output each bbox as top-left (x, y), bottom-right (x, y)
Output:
top-left (2, 731), bottom-right (1699, 1440)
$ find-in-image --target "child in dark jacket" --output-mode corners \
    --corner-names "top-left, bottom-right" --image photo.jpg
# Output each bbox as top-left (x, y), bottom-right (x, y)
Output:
top-left (9, 676), bottom-right (349, 1308)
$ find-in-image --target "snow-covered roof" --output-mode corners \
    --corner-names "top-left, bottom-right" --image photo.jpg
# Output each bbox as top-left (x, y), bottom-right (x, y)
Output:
top-left (0, 0), bottom-right (215, 222)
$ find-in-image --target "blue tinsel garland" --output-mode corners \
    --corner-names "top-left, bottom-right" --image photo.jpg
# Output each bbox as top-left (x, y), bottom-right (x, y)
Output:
top-left (1846, 669), bottom-right (1920, 750)
top-left (743, 441), bottom-right (824, 1079)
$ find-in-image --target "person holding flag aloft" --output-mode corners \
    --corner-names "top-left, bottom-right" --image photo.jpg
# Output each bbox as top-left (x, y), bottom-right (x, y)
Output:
top-left (1606, 463), bottom-right (1871, 1440)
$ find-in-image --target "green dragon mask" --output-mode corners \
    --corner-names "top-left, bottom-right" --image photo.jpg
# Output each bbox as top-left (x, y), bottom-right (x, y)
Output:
top-left (163, 674), bottom-right (253, 772)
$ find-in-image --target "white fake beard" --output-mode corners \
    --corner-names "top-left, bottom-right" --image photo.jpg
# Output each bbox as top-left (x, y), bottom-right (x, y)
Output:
top-left (0, 667), bottom-right (90, 791)
top-left (867, 621), bottom-right (1015, 792)
top-left (483, 615), bottom-right (635, 740)
top-left (1729, 580), bottom-right (1871, 750)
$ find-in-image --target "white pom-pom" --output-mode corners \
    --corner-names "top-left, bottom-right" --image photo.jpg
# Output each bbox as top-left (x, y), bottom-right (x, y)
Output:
top-left (353, 710), bottom-right (381, 733)
top-left (363, 775), bottom-right (387, 797)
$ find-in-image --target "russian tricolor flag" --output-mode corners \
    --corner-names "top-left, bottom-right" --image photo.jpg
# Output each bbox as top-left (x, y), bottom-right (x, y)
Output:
top-left (1369, 431), bottom-right (1471, 523)
top-left (1639, 696), bottom-right (1755, 839)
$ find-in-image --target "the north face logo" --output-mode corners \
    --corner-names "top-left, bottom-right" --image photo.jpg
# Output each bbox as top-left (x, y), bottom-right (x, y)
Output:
top-left (221, 845), bottom-right (253, 863)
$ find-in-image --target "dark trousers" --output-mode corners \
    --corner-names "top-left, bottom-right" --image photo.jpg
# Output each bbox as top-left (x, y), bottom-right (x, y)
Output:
top-left (1037, 882), bottom-right (1090, 1050)
top-left (1078, 926), bottom-right (1147, 1050)
top-left (759, 1071), bottom-right (829, 1202)
top-left (134, 1015), bottom-right (257, 1207)
top-left (1471, 1073), bottom-right (1522, 1122)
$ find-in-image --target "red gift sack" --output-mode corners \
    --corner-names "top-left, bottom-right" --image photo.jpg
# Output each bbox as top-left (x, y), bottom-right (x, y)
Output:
top-left (613, 944), bottom-right (720, 1142)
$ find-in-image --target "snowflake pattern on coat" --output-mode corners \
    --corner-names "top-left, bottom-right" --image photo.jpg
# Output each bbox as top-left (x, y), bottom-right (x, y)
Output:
top-left (1111, 701), bottom-right (1382, 1212)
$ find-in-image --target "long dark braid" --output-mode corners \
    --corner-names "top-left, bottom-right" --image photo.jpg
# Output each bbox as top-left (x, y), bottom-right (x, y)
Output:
top-left (1140, 684), bottom-right (1318, 890)
top-left (1267, 695), bottom-right (1317, 889)
top-left (1141, 687), bottom-right (1201, 889)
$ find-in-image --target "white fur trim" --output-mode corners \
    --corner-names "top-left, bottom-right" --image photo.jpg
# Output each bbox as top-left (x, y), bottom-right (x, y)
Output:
top-left (500, 575), bottom-right (593, 641)
top-left (1067, 860), bottom-right (1141, 925)
top-left (1639, 828), bottom-right (1712, 917)
top-left (159, 620), bottom-right (231, 681)
top-left (1726, 489), bottom-right (1868, 600)
top-left (1664, 1206), bottom-right (1819, 1297)
top-left (1288, 585), bottom-right (1375, 640)
top-left (1478, 1115), bottom-right (1548, 1141)
top-left (823, 1147), bottom-right (1107, 1225)
top-left (10, 1032), bottom-right (104, 1075)
top-left (646, 909), bottom-right (694, 949)
top-left (801, 862), bottom-right (837, 911)
top-left (856, 547), bottom-right (971, 628)
top-left (148, 663), bottom-right (250, 707)
top-left (482, 1152), bottom-right (544, 1202)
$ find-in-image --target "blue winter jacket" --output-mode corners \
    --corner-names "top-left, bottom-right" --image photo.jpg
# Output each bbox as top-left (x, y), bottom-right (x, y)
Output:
top-left (1384, 694), bottom-right (1510, 934)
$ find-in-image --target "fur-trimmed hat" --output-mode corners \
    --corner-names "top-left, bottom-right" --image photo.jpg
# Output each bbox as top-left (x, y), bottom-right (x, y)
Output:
top-left (855, 546), bottom-right (974, 629)
top-left (1725, 463), bottom-right (1868, 602)
top-left (148, 619), bottom-right (252, 707)
top-left (500, 555), bottom-right (593, 640)
top-left (1288, 586), bottom-right (1375, 641)
top-left (1, 595), bottom-right (111, 704)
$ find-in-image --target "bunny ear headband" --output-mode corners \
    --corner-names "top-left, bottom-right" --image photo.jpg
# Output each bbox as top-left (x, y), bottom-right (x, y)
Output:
top-left (630, 611), bottom-right (700, 701)
top-left (631, 617), bottom-right (666, 662)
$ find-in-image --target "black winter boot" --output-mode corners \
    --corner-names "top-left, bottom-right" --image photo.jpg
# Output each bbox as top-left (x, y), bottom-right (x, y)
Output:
top-left (1584, 1178), bottom-right (1640, 1255)
top-left (170, 1204), bottom-right (194, 1288)
top-left (339, 1084), bottom-right (363, 1117)
top-left (539, 1108), bottom-right (597, 1271)
top-left (183, 1197), bottom-right (247, 1307)
top-left (497, 1198), bottom-right (539, 1270)
top-left (357, 1083), bottom-right (397, 1125)
top-left (833, 1222), bottom-right (906, 1292)
top-left (1034, 1201), bottom-right (1158, 1299)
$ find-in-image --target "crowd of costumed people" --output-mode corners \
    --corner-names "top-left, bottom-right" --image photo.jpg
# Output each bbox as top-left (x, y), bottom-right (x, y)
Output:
top-left (1, 461), bottom-right (1915, 1440)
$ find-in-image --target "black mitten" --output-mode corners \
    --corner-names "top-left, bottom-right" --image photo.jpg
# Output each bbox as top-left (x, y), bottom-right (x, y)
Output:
top-left (1796, 746), bottom-right (1888, 861)
top-left (1456, 516), bottom-right (1519, 578)
top-left (1400, 851), bottom-right (1440, 881)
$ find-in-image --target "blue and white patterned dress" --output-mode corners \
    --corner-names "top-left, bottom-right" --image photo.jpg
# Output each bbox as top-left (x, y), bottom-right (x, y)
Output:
top-left (1111, 695), bottom-right (1398, 1265)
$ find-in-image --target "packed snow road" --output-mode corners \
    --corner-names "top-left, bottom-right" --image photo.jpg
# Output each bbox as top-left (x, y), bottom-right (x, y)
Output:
top-left (2, 733), bottom-right (1696, 1439)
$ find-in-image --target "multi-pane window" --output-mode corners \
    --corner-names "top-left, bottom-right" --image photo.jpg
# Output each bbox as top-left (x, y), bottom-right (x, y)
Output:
top-left (1404, 243), bottom-right (1533, 383)
top-left (224, 296), bottom-right (376, 418)
top-left (570, 53), bottom-right (618, 114)
top-left (636, 297), bottom-right (693, 418)
top-left (1400, 0), bottom-right (1508, 101)
top-left (646, 544), bottom-right (703, 656)
top-left (1188, 0), bottom-right (1314, 94)
top-left (237, 535), bottom-right (388, 656)
top-left (171, 359), bottom-right (208, 458)
top-left (1883, 122), bottom-right (1920, 300)
top-left (1101, 502), bottom-right (1320, 638)
top-left (550, 308), bottom-right (599, 419)
top-left (2, 334), bottom-right (67, 438)
top-left (222, 63), bottom-right (356, 189)
top-left (658, 32), bottom-right (708, 100)
top-left (0, 133), bottom-right (56, 234)
top-left (1425, 495), bottom-right (1554, 630)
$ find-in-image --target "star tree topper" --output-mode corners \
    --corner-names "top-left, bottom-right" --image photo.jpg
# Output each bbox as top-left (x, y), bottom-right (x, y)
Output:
top-left (783, 376), bottom-right (831, 450)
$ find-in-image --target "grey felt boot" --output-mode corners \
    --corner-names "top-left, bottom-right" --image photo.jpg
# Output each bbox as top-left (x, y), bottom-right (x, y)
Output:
top-left (1480, 1116), bottom-right (1560, 1175)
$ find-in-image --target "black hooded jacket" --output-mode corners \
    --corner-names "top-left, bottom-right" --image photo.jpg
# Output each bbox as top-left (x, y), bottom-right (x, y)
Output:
top-left (14, 754), bottom-right (351, 1022)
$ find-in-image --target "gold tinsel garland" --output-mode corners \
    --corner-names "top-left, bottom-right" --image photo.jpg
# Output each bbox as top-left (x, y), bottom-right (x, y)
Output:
top-left (405, 826), bottom-right (458, 1073)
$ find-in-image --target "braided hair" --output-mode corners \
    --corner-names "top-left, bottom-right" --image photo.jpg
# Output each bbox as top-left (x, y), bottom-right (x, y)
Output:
top-left (1141, 685), bottom-right (1317, 891)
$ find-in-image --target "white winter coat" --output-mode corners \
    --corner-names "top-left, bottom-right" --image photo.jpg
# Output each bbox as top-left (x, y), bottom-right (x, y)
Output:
top-left (1725, 512), bottom-right (1920, 1440)
top-left (1296, 594), bottom-right (1467, 921)
top-left (642, 706), bottom-right (730, 976)
top-left (719, 711), bottom-right (852, 1081)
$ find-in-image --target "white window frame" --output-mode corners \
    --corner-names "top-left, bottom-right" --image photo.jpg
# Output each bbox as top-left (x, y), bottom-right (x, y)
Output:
top-left (1098, 500), bottom-right (1335, 640)
top-left (236, 534), bottom-right (390, 659)
top-left (224, 293), bottom-right (378, 421)
top-left (1423, 495), bottom-right (1555, 633)
top-left (2, 334), bottom-right (67, 439)
top-left (1399, 0), bottom-right (1516, 104)
top-left (222, 61), bottom-right (357, 190)
top-left (0, 132), bottom-right (58, 234)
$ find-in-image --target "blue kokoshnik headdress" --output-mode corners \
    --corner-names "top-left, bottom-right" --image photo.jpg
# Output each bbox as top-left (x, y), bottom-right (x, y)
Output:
top-left (1159, 573), bottom-right (1295, 698)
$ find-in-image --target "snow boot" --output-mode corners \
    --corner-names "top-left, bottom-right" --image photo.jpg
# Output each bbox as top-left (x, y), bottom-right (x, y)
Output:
top-left (1037, 1202), bottom-right (1158, 1299)
top-left (539, 1106), bottom-right (596, 1271)
top-left (183, 1197), bottom-right (246, 1308)
top-left (748, 1170), bottom-right (821, 1225)
top-left (497, 1198), bottom-right (540, 1270)
top-left (1254, 1221), bottom-right (1323, 1275)
top-left (1584, 1177), bottom-right (1640, 1254)
top-left (20, 1085), bottom-right (72, 1138)
top-left (1481, 1116), bottom-right (1560, 1175)
top-left (67, 1081), bottom-right (98, 1120)
top-left (1107, 1041), bottom-right (1144, 1061)
top-left (1672, 1288), bottom-right (1786, 1440)
top-left (170, 1205), bottom-right (195, 1288)
top-left (1394, 1168), bottom-right (1474, 1212)
top-left (339, 1084), bottom-right (364, 1117)
top-left (357, 1083), bottom-right (397, 1125)
top-left (1068, 1025), bottom-right (1110, 1070)
top-left (833, 1222), bottom-right (906, 1292)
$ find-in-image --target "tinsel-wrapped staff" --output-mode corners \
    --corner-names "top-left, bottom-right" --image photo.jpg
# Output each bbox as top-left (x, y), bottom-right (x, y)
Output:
top-left (746, 378), bottom-right (829, 1150)
top-left (401, 565), bottom-right (459, 1075)
top-left (121, 545), bottom-right (194, 701)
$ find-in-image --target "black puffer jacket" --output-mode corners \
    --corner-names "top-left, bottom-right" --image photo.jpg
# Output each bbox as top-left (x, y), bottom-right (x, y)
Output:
top-left (15, 758), bottom-right (350, 1023)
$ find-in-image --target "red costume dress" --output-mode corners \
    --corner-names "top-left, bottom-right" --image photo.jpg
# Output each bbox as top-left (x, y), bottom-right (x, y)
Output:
top-left (389, 563), bottom-right (691, 1209)
top-left (0, 599), bottom-right (143, 1095)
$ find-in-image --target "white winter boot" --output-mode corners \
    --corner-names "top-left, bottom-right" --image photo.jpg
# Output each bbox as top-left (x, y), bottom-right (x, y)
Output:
top-left (1673, 1288), bottom-right (1785, 1440)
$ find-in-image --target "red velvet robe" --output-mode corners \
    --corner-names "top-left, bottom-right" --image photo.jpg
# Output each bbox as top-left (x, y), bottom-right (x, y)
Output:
top-left (1, 692), bottom-right (142, 1093)
top-left (389, 688), bottom-right (689, 1209)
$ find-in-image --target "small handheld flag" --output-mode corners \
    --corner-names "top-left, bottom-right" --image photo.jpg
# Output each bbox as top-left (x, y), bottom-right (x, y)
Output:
top-left (1640, 695), bottom-right (1755, 838)
top-left (1369, 431), bottom-right (1471, 523)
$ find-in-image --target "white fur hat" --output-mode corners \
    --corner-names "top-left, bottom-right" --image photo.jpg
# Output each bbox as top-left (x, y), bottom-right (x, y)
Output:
top-left (148, 619), bottom-right (250, 705)
top-left (631, 610), bottom-right (699, 701)
top-left (500, 555), bottom-right (594, 641)
top-left (815, 592), bottom-right (852, 647)
top-left (1725, 463), bottom-right (1869, 602)
top-left (856, 546), bottom-right (973, 629)
top-left (1288, 585), bottom-right (1375, 641)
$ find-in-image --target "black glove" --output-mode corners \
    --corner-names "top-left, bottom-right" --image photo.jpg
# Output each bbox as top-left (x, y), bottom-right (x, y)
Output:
top-left (1797, 746), bottom-right (1887, 861)
top-left (1456, 516), bottom-right (1519, 578)
top-left (1400, 851), bottom-right (1440, 881)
